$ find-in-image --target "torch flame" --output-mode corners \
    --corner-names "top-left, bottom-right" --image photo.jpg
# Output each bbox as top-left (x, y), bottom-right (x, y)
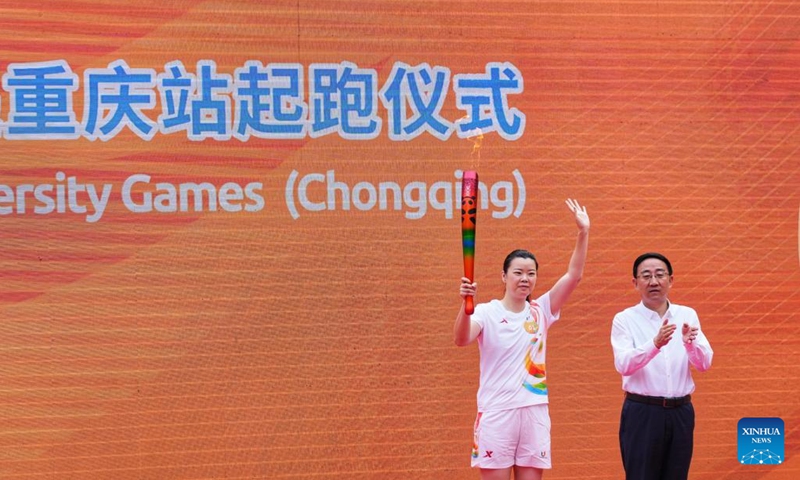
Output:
top-left (470, 129), bottom-right (484, 157)
top-left (459, 116), bottom-right (484, 169)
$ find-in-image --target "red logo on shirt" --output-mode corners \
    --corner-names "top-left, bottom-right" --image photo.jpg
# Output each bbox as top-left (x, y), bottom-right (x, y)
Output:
top-left (484, 450), bottom-right (493, 458)
top-left (500, 319), bottom-right (508, 324)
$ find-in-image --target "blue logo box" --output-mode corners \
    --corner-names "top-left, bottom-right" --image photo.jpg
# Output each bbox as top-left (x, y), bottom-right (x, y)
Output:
top-left (738, 417), bottom-right (784, 465)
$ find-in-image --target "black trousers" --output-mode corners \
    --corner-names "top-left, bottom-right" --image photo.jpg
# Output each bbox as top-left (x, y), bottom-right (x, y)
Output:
top-left (619, 398), bottom-right (695, 480)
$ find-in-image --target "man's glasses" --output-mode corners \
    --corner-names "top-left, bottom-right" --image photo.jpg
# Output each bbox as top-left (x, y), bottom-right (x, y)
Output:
top-left (637, 270), bottom-right (670, 282)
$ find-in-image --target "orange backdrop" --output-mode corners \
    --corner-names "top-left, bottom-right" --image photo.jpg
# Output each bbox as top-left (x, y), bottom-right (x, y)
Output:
top-left (0, 1), bottom-right (798, 479)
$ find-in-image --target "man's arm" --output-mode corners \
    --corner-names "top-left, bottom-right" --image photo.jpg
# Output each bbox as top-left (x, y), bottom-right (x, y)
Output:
top-left (611, 314), bottom-right (661, 376)
top-left (682, 313), bottom-right (713, 372)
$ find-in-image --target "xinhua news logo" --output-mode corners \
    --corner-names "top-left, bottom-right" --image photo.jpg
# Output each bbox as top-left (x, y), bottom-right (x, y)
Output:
top-left (738, 417), bottom-right (784, 465)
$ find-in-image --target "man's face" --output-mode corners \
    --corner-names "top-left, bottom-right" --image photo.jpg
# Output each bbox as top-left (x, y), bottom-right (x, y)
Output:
top-left (633, 258), bottom-right (673, 306)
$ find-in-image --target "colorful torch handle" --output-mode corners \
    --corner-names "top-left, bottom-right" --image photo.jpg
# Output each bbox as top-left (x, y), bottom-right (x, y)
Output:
top-left (461, 171), bottom-right (478, 315)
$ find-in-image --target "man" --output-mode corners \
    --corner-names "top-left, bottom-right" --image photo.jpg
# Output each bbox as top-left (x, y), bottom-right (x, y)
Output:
top-left (611, 252), bottom-right (713, 480)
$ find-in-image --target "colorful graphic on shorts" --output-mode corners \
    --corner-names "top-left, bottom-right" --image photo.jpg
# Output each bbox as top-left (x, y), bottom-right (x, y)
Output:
top-left (472, 412), bottom-right (483, 459)
top-left (522, 301), bottom-right (547, 394)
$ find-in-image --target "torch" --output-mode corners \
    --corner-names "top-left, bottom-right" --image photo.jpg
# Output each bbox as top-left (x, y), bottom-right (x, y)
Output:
top-left (461, 170), bottom-right (478, 315)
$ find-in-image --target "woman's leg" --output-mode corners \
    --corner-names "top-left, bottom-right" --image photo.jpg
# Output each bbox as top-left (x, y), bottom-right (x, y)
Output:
top-left (513, 466), bottom-right (543, 480)
top-left (480, 467), bottom-right (512, 480)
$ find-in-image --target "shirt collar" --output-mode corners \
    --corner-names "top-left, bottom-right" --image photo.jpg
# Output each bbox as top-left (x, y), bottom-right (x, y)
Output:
top-left (635, 300), bottom-right (672, 320)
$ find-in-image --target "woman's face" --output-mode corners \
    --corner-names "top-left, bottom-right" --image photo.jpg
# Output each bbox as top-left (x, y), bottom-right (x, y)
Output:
top-left (503, 257), bottom-right (538, 300)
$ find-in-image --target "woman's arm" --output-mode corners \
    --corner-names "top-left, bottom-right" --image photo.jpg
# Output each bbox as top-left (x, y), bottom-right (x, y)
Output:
top-left (454, 277), bottom-right (482, 346)
top-left (548, 199), bottom-right (590, 315)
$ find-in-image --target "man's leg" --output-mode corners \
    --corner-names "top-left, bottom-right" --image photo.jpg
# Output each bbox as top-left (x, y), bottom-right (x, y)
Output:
top-left (661, 403), bottom-right (694, 480)
top-left (619, 399), bottom-right (665, 480)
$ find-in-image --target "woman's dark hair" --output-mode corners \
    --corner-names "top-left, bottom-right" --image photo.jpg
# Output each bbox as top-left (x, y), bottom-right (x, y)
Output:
top-left (503, 249), bottom-right (538, 273)
top-left (632, 252), bottom-right (673, 277)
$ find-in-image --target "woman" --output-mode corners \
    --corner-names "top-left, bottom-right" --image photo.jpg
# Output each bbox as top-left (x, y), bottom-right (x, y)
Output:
top-left (454, 198), bottom-right (590, 480)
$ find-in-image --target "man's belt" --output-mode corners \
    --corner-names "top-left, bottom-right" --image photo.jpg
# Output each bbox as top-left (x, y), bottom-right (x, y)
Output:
top-left (625, 392), bottom-right (691, 408)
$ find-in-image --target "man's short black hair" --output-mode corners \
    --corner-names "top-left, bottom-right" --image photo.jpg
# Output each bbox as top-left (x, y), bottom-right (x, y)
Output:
top-left (633, 252), bottom-right (673, 278)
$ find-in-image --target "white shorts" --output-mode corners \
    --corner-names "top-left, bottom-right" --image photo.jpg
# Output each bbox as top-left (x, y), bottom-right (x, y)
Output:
top-left (471, 404), bottom-right (552, 469)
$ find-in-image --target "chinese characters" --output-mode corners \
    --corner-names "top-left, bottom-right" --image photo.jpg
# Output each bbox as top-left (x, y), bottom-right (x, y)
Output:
top-left (0, 60), bottom-right (525, 142)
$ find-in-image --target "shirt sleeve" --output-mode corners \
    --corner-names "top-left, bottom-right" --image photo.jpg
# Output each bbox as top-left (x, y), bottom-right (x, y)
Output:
top-left (537, 291), bottom-right (561, 329)
top-left (611, 312), bottom-right (660, 376)
top-left (683, 310), bottom-right (713, 372)
top-left (472, 302), bottom-right (487, 330)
